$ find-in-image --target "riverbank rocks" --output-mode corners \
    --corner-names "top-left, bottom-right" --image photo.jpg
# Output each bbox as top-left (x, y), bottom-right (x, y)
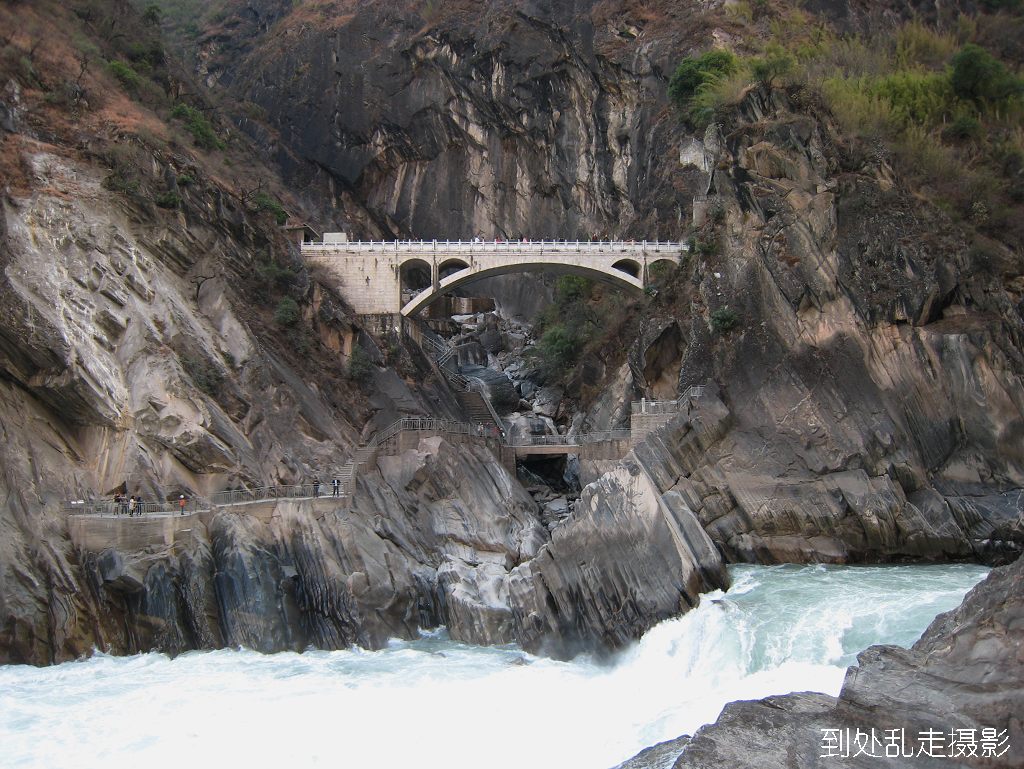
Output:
top-left (625, 555), bottom-right (1024, 769)
top-left (508, 457), bottom-right (729, 658)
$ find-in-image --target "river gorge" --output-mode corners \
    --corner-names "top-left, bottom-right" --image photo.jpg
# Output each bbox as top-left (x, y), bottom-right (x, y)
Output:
top-left (1, 1), bottom-right (1023, 767)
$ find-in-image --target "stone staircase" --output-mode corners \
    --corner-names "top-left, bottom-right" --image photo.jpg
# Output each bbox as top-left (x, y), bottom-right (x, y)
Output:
top-left (337, 445), bottom-right (377, 495)
top-left (408, 319), bottom-right (507, 434)
top-left (458, 390), bottom-right (501, 430)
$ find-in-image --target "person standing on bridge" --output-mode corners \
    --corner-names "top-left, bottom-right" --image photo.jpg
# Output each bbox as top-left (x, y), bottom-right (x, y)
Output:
top-left (313, 477), bottom-right (321, 497)
top-left (332, 478), bottom-right (340, 497)
top-left (178, 494), bottom-right (187, 515)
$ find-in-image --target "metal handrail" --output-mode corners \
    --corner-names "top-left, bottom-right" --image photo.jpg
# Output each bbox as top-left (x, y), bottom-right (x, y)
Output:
top-left (631, 386), bottom-right (705, 415)
top-left (64, 498), bottom-right (209, 517)
top-left (67, 388), bottom-right (707, 517)
top-left (207, 484), bottom-right (335, 506)
top-left (505, 429), bottom-right (631, 447)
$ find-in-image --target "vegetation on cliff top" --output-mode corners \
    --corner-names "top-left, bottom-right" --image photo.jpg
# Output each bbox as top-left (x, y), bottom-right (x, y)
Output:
top-left (671, 6), bottom-right (1024, 248)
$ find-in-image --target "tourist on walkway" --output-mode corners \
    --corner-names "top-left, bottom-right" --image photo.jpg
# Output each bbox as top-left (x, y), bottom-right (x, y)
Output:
top-left (332, 478), bottom-right (340, 497)
top-left (113, 493), bottom-right (122, 516)
top-left (128, 496), bottom-right (137, 517)
top-left (178, 494), bottom-right (187, 515)
top-left (313, 477), bottom-right (320, 497)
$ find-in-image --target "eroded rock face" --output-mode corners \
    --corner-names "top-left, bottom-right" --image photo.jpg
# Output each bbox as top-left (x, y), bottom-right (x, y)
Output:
top-left (55, 432), bottom-right (731, 660)
top-left (200, 2), bottom-right (690, 239)
top-left (509, 456), bottom-right (728, 657)
top-left (631, 389), bottom-right (1022, 564)
top-left (0, 146), bottom-right (435, 664)
top-left (583, 87), bottom-right (1024, 565)
top-left (647, 555), bottom-right (1024, 769)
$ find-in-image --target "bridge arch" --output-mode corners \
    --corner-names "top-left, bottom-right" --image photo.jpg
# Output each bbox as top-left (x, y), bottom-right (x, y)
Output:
top-left (400, 260), bottom-right (644, 316)
top-left (438, 257), bottom-right (470, 279)
top-left (612, 258), bottom-right (641, 279)
top-left (648, 258), bottom-right (678, 285)
top-left (400, 258), bottom-right (432, 290)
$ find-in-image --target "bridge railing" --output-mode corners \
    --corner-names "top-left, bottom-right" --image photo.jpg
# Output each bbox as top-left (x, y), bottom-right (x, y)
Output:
top-left (631, 386), bottom-right (705, 415)
top-left (302, 239), bottom-right (687, 254)
top-left (378, 416), bottom-right (500, 439)
top-left (206, 484), bottom-right (336, 506)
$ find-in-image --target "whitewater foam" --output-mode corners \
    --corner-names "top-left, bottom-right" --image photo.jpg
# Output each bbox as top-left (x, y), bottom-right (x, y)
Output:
top-left (0, 563), bottom-right (988, 769)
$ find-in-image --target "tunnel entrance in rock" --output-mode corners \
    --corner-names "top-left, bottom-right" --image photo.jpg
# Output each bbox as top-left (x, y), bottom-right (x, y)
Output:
top-left (517, 454), bottom-right (579, 493)
top-left (517, 453), bottom-right (581, 531)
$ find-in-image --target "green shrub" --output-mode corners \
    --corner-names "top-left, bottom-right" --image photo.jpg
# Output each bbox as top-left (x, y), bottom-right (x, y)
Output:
top-left (102, 174), bottom-right (140, 195)
top-left (176, 173), bottom-right (195, 186)
top-left (669, 50), bottom-right (738, 108)
top-left (554, 274), bottom-right (591, 305)
top-left (182, 356), bottom-right (224, 397)
top-left (534, 324), bottom-right (581, 373)
top-left (950, 44), bottom-right (1022, 107)
top-left (143, 3), bottom-right (163, 25)
top-left (750, 46), bottom-right (795, 87)
top-left (647, 260), bottom-right (676, 285)
top-left (154, 190), bottom-right (181, 209)
top-left (346, 345), bottom-right (374, 384)
top-left (274, 297), bottom-right (300, 327)
top-left (258, 259), bottom-right (297, 290)
top-left (710, 307), bottom-right (739, 333)
top-left (894, 21), bottom-right (958, 69)
top-left (170, 103), bottom-right (225, 150)
top-left (692, 235), bottom-right (719, 256)
top-left (252, 191), bottom-right (289, 225)
top-left (868, 70), bottom-right (955, 128)
top-left (688, 68), bottom-right (754, 127)
top-left (942, 114), bottom-right (981, 142)
top-left (107, 60), bottom-right (141, 90)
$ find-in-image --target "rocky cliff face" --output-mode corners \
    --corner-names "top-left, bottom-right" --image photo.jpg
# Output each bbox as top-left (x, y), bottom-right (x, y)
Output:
top-left (2, 0), bottom-right (1023, 667)
top-left (76, 434), bottom-right (726, 660)
top-left (589, 88), bottom-right (1024, 566)
top-left (196, 0), bottom-right (1024, 563)
top-left (198, 0), bottom-right (699, 238)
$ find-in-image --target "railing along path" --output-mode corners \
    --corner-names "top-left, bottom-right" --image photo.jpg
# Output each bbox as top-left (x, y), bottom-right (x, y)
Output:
top-left (66, 385), bottom-right (703, 517)
top-left (302, 239), bottom-right (686, 255)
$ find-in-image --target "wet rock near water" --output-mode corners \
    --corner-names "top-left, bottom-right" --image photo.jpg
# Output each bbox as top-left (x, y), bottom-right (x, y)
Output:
top-left (625, 555), bottom-right (1024, 769)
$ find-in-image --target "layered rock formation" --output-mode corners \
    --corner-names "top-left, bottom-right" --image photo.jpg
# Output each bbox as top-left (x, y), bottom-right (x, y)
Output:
top-left (615, 554), bottom-right (1024, 769)
top-left (2, 0), bottom-right (1023, 669)
top-left (77, 434), bottom-right (726, 660)
top-left (199, 0), bottom-right (696, 238)
top-left (194, 1), bottom-right (1024, 564)
top-left (589, 86), bottom-right (1024, 565)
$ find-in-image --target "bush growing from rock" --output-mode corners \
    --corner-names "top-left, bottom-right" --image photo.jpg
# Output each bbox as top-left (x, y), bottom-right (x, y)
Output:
top-left (274, 297), bottom-right (300, 327)
top-left (710, 307), bottom-right (739, 333)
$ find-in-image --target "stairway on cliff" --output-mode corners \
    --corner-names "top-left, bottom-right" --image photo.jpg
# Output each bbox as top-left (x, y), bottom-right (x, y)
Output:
top-left (458, 390), bottom-right (499, 429)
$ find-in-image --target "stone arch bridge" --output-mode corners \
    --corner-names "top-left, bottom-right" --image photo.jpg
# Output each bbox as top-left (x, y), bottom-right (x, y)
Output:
top-left (302, 237), bottom-right (687, 316)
